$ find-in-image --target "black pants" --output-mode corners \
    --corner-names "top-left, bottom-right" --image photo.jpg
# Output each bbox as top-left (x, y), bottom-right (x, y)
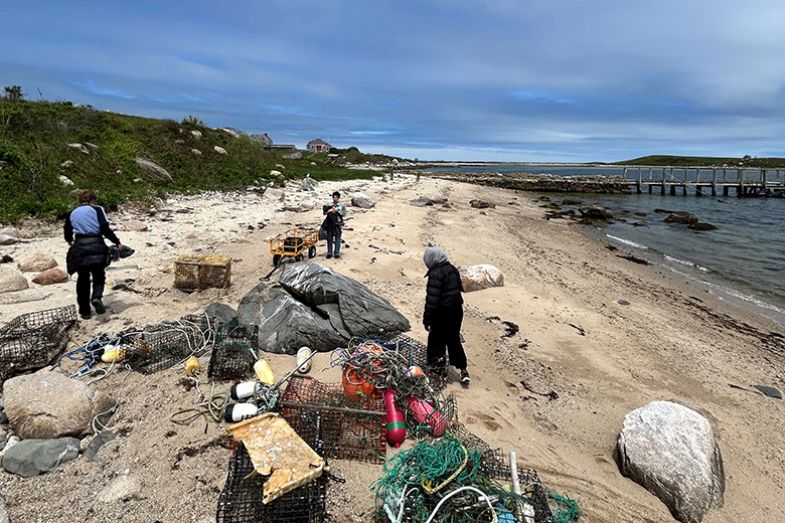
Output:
top-left (76, 264), bottom-right (106, 316)
top-left (427, 304), bottom-right (467, 369)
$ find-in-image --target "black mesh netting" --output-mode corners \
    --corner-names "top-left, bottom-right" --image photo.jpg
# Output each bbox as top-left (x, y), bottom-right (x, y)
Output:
top-left (0, 306), bottom-right (77, 386)
top-left (125, 314), bottom-right (214, 374)
top-left (208, 322), bottom-right (259, 381)
top-left (216, 410), bottom-right (327, 523)
top-left (280, 376), bottom-right (386, 464)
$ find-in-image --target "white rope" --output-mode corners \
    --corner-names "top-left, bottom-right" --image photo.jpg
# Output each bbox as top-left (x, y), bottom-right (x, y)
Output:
top-left (424, 486), bottom-right (498, 523)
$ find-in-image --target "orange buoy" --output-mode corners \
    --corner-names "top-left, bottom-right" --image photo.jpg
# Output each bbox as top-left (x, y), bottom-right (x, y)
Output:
top-left (342, 366), bottom-right (376, 400)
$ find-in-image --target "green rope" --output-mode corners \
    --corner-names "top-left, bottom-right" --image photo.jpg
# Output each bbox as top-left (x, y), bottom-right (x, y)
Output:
top-left (548, 490), bottom-right (580, 523)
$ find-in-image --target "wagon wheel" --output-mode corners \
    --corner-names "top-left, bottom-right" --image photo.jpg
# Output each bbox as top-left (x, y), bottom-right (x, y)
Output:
top-left (295, 254), bottom-right (304, 262)
top-left (308, 246), bottom-right (317, 259)
top-left (273, 254), bottom-right (282, 267)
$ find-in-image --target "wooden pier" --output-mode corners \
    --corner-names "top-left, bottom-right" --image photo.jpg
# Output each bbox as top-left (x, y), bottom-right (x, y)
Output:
top-left (622, 166), bottom-right (785, 197)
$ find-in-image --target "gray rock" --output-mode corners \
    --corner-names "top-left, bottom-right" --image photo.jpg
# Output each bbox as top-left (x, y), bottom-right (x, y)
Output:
top-left (83, 430), bottom-right (116, 462)
top-left (0, 265), bottom-right (28, 293)
top-left (351, 192), bottom-right (376, 208)
top-left (17, 253), bottom-right (58, 272)
top-left (60, 159), bottom-right (74, 168)
top-left (282, 202), bottom-right (315, 213)
top-left (618, 299), bottom-right (631, 306)
top-left (0, 234), bottom-right (19, 246)
top-left (664, 212), bottom-right (699, 225)
top-left (190, 148), bottom-right (202, 156)
top-left (206, 302), bottom-right (237, 324)
top-left (135, 158), bottom-right (173, 182)
top-left (4, 370), bottom-right (115, 439)
top-left (190, 130), bottom-right (202, 140)
top-left (237, 262), bottom-right (410, 354)
top-left (617, 400), bottom-right (724, 523)
top-left (96, 475), bottom-right (141, 503)
top-left (409, 195), bottom-right (447, 207)
top-left (66, 143), bottom-right (90, 155)
top-left (299, 177), bottom-right (318, 191)
top-left (213, 146), bottom-right (228, 155)
top-left (2, 437), bottom-right (80, 477)
top-left (470, 199), bottom-right (495, 209)
top-left (59, 175), bottom-right (74, 186)
top-left (579, 205), bottom-right (612, 221)
top-left (753, 385), bottom-right (782, 399)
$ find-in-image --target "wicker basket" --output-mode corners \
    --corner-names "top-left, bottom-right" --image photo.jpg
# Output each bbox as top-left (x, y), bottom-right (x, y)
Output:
top-left (174, 254), bottom-right (231, 291)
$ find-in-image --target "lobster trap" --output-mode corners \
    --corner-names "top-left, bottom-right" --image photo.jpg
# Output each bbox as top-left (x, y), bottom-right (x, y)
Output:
top-left (216, 410), bottom-right (327, 523)
top-left (207, 322), bottom-right (259, 381)
top-left (281, 376), bottom-right (386, 464)
top-left (174, 254), bottom-right (232, 291)
top-left (0, 306), bottom-right (77, 386)
top-left (125, 314), bottom-right (214, 374)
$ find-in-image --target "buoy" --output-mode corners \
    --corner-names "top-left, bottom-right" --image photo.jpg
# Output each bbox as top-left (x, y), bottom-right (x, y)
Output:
top-left (384, 389), bottom-right (406, 448)
top-left (230, 380), bottom-right (261, 401)
top-left (405, 365), bottom-right (424, 378)
top-left (184, 356), bottom-right (201, 376)
top-left (341, 366), bottom-right (376, 400)
top-left (223, 403), bottom-right (259, 423)
top-left (100, 345), bottom-right (126, 364)
top-left (253, 359), bottom-right (275, 386)
top-left (296, 346), bottom-right (313, 374)
top-left (407, 397), bottom-right (447, 437)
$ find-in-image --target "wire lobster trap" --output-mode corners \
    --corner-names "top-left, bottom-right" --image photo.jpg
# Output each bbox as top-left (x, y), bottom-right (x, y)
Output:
top-left (208, 322), bottom-right (259, 381)
top-left (216, 410), bottom-right (327, 523)
top-left (125, 314), bottom-right (215, 375)
top-left (281, 376), bottom-right (386, 464)
top-left (0, 306), bottom-right (77, 386)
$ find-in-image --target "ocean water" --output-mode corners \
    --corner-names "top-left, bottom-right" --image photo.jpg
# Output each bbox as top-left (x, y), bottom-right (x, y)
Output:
top-left (428, 164), bottom-right (785, 326)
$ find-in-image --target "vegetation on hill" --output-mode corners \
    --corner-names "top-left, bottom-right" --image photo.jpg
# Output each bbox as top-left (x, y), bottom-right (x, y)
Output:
top-left (0, 97), bottom-right (389, 222)
top-left (614, 155), bottom-right (785, 168)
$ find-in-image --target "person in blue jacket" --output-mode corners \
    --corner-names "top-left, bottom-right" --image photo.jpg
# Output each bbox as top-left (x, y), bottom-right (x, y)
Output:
top-left (64, 190), bottom-right (122, 319)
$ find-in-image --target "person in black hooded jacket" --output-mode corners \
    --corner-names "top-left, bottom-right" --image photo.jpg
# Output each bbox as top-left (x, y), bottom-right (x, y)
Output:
top-left (423, 246), bottom-right (470, 384)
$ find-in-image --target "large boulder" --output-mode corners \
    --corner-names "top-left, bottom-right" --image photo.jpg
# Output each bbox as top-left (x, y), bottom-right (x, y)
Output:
top-left (0, 265), bottom-right (28, 293)
top-left (32, 268), bottom-right (69, 285)
top-left (17, 253), bottom-right (57, 272)
top-left (351, 192), bottom-right (376, 208)
top-left (135, 158), bottom-right (173, 182)
top-left (617, 401), bottom-right (724, 523)
top-left (459, 264), bottom-right (504, 292)
top-left (4, 370), bottom-right (115, 439)
top-left (2, 438), bottom-right (80, 477)
top-left (237, 262), bottom-right (410, 353)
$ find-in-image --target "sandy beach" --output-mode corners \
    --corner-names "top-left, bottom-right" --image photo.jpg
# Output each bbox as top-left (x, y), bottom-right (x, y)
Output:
top-left (1, 174), bottom-right (784, 522)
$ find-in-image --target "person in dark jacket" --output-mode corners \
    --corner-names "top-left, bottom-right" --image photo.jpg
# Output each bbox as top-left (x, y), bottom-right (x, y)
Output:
top-left (423, 246), bottom-right (470, 385)
top-left (64, 190), bottom-right (122, 320)
top-left (321, 191), bottom-right (347, 259)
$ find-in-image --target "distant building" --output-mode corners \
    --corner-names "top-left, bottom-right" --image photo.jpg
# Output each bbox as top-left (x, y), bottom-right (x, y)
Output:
top-left (307, 138), bottom-right (331, 153)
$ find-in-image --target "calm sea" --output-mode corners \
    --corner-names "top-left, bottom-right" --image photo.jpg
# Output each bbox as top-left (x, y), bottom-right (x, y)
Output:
top-left (428, 164), bottom-right (785, 327)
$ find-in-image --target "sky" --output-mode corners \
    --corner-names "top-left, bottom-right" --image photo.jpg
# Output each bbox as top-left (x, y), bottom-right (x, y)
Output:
top-left (2, 0), bottom-right (785, 162)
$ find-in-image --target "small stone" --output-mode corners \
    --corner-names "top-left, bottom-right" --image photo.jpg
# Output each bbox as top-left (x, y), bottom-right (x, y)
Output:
top-left (213, 146), bottom-right (228, 155)
top-left (753, 385), bottom-right (782, 400)
top-left (618, 299), bottom-right (631, 306)
top-left (123, 219), bottom-right (148, 232)
top-left (60, 160), bottom-right (74, 168)
top-left (190, 148), bottom-right (202, 156)
top-left (67, 143), bottom-right (90, 155)
top-left (470, 199), bottom-right (495, 209)
top-left (96, 475), bottom-right (142, 503)
top-left (84, 430), bottom-right (116, 462)
top-left (0, 234), bottom-right (18, 246)
top-left (190, 130), bottom-right (202, 140)
top-left (59, 175), bottom-right (74, 186)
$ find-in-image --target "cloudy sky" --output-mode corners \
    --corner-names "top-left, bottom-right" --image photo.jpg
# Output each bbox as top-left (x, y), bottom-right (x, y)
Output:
top-left (2, 1), bottom-right (785, 161)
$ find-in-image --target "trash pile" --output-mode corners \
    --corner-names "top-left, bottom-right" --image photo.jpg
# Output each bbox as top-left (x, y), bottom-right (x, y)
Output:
top-left (0, 304), bottom-right (580, 523)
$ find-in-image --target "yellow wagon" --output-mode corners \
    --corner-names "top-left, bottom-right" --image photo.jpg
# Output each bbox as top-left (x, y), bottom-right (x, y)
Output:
top-left (268, 227), bottom-right (318, 266)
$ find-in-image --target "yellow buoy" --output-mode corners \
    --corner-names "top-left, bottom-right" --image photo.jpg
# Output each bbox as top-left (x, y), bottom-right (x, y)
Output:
top-left (100, 346), bottom-right (127, 364)
top-left (253, 359), bottom-right (275, 386)
top-left (184, 356), bottom-right (201, 376)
